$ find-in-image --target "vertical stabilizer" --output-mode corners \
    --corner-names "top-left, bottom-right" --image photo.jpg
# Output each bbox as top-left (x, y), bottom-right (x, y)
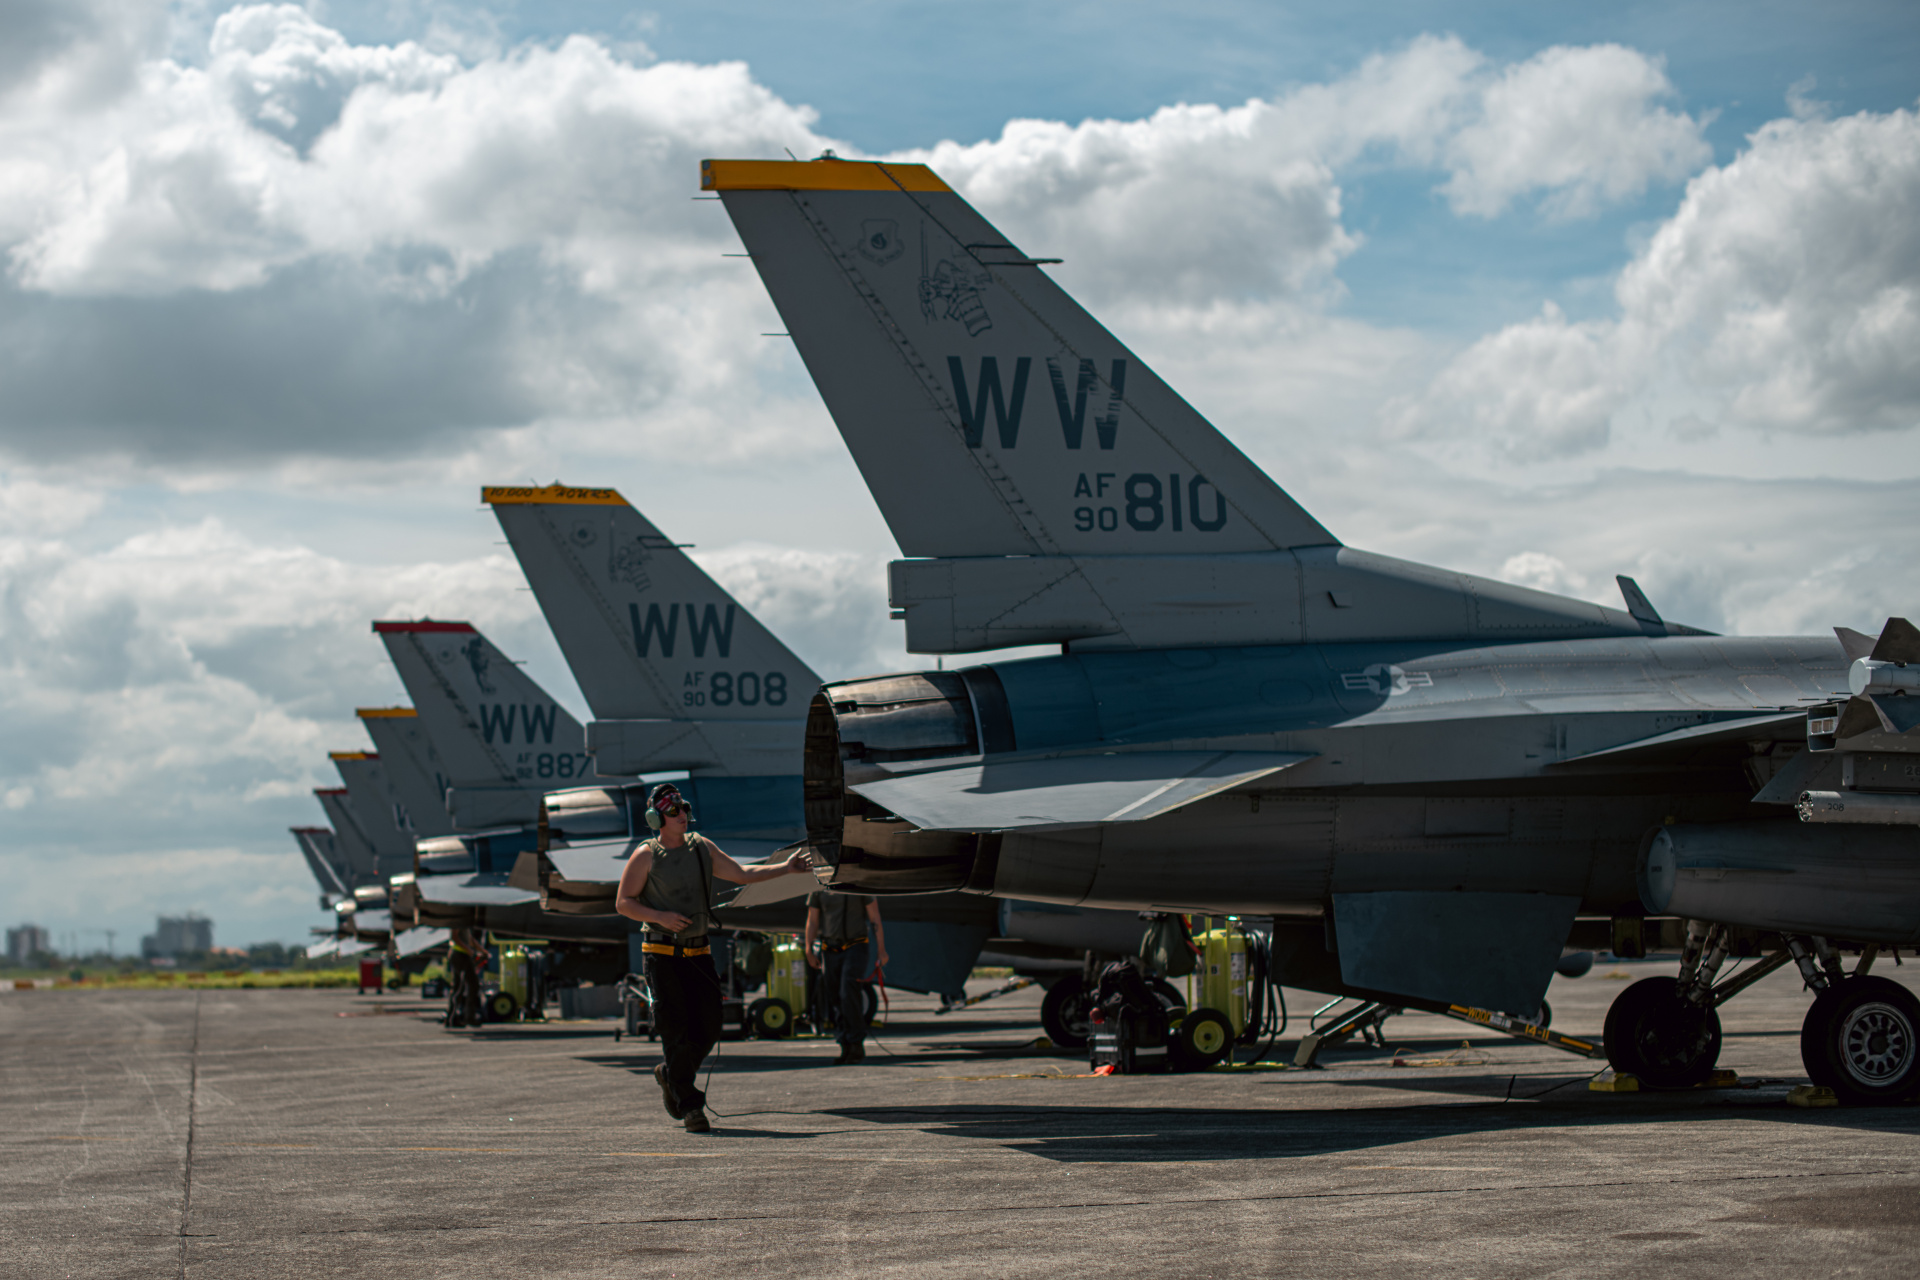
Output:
top-left (356, 708), bottom-right (457, 838)
top-left (485, 485), bottom-right (820, 778)
top-left (313, 788), bottom-right (380, 885)
top-left (373, 621), bottom-right (591, 829)
top-left (330, 752), bottom-right (416, 877)
top-left (706, 158), bottom-right (1335, 559)
top-left (291, 826), bottom-right (351, 902)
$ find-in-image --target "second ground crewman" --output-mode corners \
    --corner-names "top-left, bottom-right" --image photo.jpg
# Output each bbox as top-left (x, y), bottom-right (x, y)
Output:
top-left (805, 890), bottom-right (889, 1064)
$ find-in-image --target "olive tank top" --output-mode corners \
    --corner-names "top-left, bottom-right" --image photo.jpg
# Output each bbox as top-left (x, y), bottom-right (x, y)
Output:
top-left (638, 834), bottom-right (714, 941)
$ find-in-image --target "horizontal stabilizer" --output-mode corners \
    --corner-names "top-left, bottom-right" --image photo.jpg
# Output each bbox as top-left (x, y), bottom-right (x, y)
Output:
top-left (543, 837), bottom-right (794, 888)
top-left (414, 873), bottom-right (540, 909)
top-left (722, 859), bottom-right (818, 909)
top-left (393, 927), bottom-right (451, 957)
top-left (350, 909), bottom-right (392, 934)
top-left (850, 750), bottom-right (1311, 831)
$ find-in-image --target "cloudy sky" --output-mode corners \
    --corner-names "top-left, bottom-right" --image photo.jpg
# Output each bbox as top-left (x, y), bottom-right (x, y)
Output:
top-left (4, 1), bottom-right (1917, 952)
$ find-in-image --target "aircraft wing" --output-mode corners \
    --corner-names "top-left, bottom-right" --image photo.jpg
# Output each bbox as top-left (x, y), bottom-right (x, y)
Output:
top-left (850, 750), bottom-right (1312, 831)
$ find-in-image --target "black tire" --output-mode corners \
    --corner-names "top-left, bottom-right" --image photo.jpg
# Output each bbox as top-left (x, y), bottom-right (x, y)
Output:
top-left (1527, 1000), bottom-right (1553, 1030)
top-left (1170, 1006), bottom-right (1235, 1072)
top-left (1801, 976), bottom-right (1920, 1106)
top-left (1041, 975), bottom-right (1094, 1049)
top-left (1603, 976), bottom-right (1721, 1088)
top-left (1150, 978), bottom-right (1188, 1015)
top-left (860, 984), bottom-right (880, 1025)
top-left (485, 990), bottom-right (519, 1022)
top-left (748, 996), bottom-right (793, 1040)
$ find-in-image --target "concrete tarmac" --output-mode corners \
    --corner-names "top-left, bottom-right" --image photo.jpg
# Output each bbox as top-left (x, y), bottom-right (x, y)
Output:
top-left (7, 958), bottom-right (1920, 1278)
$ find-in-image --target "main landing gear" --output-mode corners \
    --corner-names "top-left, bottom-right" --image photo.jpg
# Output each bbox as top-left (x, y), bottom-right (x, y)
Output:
top-left (1603, 923), bottom-right (1920, 1104)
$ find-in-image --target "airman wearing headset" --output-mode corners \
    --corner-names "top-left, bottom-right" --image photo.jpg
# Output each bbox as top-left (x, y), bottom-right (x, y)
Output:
top-left (614, 782), bottom-right (811, 1133)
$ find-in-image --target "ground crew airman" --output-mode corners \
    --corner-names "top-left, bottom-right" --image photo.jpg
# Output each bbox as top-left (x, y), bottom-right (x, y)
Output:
top-left (805, 891), bottom-right (889, 1064)
top-left (445, 926), bottom-right (486, 1029)
top-left (615, 783), bottom-right (811, 1132)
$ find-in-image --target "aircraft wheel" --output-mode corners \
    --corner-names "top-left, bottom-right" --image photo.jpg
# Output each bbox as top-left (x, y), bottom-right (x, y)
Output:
top-left (1171, 1006), bottom-right (1235, 1072)
top-left (1527, 1000), bottom-right (1553, 1030)
top-left (1603, 977), bottom-right (1720, 1088)
top-left (1040, 975), bottom-right (1094, 1049)
top-left (859, 984), bottom-right (880, 1025)
top-left (748, 997), bottom-right (793, 1040)
top-left (1150, 979), bottom-right (1188, 1015)
top-left (485, 991), bottom-right (519, 1023)
top-left (1801, 976), bottom-right (1920, 1106)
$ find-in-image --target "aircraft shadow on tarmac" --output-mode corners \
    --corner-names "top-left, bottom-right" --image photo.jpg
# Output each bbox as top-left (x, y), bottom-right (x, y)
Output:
top-left (818, 1100), bottom-right (1920, 1164)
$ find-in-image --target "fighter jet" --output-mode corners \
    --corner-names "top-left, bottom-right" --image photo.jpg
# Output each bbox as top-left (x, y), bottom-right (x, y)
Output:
top-left (369, 620), bottom-right (812, 988)
top-left (484, 484), bottom-right (1000, 1000)
top-left (704, 156), bottom-right (1915, 1101)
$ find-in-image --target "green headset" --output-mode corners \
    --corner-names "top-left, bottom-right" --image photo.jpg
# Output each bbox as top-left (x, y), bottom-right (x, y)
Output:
top-left (644, 783), bottom-right (691, 831)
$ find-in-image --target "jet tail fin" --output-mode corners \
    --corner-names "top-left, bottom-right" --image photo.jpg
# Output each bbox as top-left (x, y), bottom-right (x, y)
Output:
top-left (354, 708), bottom-right (457, 839)
top-left (313, 789), bottom-right (379, 884)
top-left (373, 621), bottom-right (592, 828)
top-left (485, 484), bottom-right (820, 777)
top-left (706, 158), bottom-right (1334, 560)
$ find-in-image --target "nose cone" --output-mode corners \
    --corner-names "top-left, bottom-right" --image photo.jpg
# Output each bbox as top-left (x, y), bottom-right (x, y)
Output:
top-left (1851, 659), bottom-right (1876, 697)
top-left (1851, 658), bottom-right (1920, 696)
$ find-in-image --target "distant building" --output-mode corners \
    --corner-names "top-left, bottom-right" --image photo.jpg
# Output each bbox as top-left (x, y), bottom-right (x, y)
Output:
top-left (7, 925), bottom-right (50, 966)
top-left (141, 914), bottom-right (213, 959)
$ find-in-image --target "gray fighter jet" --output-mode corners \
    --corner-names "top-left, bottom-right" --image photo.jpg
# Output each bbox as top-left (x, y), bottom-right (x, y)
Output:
top-left (368, 619), bottom-right (810, 982)
top-left (483, 484), bottom-right (1004, 999)
top-left (705, 157), bottom-right (1917, 1101)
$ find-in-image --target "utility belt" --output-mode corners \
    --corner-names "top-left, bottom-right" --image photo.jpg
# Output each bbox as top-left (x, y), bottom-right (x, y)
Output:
top-left (641, 935), bottom-right (711, 957)
top-left (822, 937), bottom-right (869, 953)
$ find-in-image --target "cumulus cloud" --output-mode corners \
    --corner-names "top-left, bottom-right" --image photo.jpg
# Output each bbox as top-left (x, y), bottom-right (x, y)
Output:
top-left (1397, 103), bottom-right (1920, 457)
top-left (1440, 45), bottom-right (1711, 219)
top-left (0, 14), bottom-right (1716, 475)
top-left (0, 496), bottom-right (546, 819)
top-left (1382, 300), bottom-right (1624, 458)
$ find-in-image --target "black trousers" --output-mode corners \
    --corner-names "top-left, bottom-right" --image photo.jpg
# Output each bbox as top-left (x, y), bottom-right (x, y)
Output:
top-left (822, 941), bottom-right (872, 1047)
top-left (647, 953), bottom-right (720, 1114)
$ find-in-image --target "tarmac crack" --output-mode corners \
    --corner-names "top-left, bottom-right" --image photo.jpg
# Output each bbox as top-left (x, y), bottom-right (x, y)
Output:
top-left (276, 1165), bottom-right (1920, 1237)
top-left (177, 993), bottom-right (203, 1280)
